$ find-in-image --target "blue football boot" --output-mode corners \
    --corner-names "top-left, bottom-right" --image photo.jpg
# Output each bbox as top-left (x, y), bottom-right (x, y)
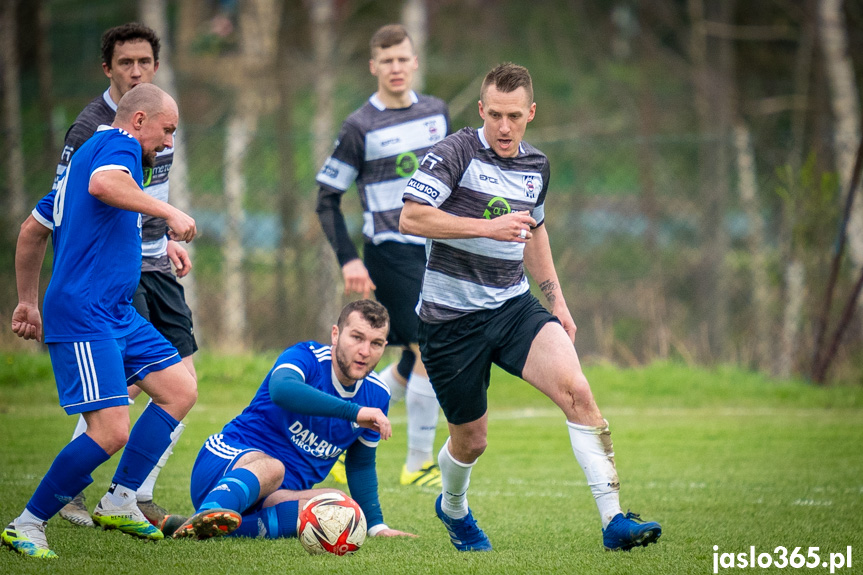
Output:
top-left (602, 511), bottom-right (661, 551)
top-left (435, 495), bottom-right (493, 552)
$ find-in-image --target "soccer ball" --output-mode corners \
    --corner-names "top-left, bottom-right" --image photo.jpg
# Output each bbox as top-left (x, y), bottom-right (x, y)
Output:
top-left (298, 492), bottom-right (367, 556)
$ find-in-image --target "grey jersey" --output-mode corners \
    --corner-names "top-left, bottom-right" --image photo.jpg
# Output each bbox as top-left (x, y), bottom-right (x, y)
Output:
top-left (48, 88), bottom-right (174, 273)
top-left (316, 91), bottom-right (449, 246)
top-left (403, 127), bottom-right (550, 323)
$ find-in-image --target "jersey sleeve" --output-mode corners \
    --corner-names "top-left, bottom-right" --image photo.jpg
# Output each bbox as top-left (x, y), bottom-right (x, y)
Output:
top-left (315, 120), bottom-right (364, 194)
top-left (269, 343), bottom-right (319, 384)
top-left (532, 161), bottom-right (551, 227)
top-left (32, 190), bottom-right (56, 230)
top-left (403, 132), bottom-right (470, 209)
top-left (91, 132), bottom-right (140, 181)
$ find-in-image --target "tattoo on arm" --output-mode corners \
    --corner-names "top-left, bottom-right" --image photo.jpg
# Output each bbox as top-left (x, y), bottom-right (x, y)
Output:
top-left (539, 279), bottom-right (557, 306)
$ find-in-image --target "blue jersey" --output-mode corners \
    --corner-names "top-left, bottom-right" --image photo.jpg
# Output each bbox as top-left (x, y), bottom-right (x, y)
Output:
top-left (42, 126), bottom-right (147, 343)
top-left (218, 341), bottom-right (391, 490)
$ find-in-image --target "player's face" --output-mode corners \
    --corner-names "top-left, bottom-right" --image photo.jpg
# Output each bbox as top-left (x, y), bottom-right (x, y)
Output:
top-left (136, 103), bottom-right (178, 168)
top-left (370, 38), bottom-right (418, 101)
top-left (103, 40), bottom-right (158, 99)
top-left (331, 312), bottom-right (388, 384)
top-left (478, 85), bottom-right (536, 158)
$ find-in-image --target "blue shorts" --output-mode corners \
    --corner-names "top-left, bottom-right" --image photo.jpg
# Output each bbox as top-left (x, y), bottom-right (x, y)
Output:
top-left (48, 322), bottom-right (181, 415)
top-left (190, 434), bottom-right (263, 511)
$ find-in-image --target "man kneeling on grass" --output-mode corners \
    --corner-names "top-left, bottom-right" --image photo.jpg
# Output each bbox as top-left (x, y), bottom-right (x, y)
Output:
top-left (162, 300), bottom-right (415, 540)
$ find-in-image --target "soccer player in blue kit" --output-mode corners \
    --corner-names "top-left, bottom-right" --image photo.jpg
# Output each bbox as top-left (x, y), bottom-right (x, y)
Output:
top-left (163, 300), bottom-right (415, 541)
top-left (3, 83), bottom-right (197, 559)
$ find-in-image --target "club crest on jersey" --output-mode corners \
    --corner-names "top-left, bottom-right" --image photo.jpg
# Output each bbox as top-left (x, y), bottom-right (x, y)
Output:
top-left (523, 175), bottom-right (539, 199)
top-left (425, 119), bottom-right (441, 141)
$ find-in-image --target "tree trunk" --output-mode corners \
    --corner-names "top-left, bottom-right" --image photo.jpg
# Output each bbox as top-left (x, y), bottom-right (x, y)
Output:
top-left (35, 0), bottom-right (57, 166)
top-left (688, 0), bottom-right (734, 361)
top-left (402, 0), bottom-right (427, 92)
top-left (139, 0), bottom-right (199, 320)
top-left (734, 123), bottom-right (771, 369)
top-left (819, 0), bottom-right (863, 269)
top-left (222, 111), bottom-right (252, 351)
top-left (307, 0), bottom-right (341, 340)
top-left (219, 0), bottom-right (281, 350)
top-left (1, 0), bottom-right (27, 236)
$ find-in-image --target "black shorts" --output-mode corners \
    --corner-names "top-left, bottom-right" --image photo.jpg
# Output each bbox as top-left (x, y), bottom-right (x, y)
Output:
top-left (418, 292), bottom-right (559, 425)
top-left (133, 271), bottom-right (198, 358)
top-left (364, 241), bottom-right (426, 347)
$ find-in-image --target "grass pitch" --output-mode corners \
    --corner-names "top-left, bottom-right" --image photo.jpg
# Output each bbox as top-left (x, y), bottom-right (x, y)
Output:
top-left (1, 352), bottom-right (862, 574)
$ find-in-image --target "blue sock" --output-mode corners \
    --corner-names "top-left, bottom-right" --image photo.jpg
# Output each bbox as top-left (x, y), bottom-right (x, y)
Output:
top-left (26, 434), bottom-right (110, 520)
top-left (112, 402), bottom-right (179, 490)
top-left (199, 468), bottom-right (260, 514)
top-left (231, 501), bottom-right (299, 539)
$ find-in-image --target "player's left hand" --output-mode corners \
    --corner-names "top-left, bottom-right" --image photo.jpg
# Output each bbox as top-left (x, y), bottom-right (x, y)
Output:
top-left (371, 528), bottom-right (418, 537)
top-left (11, 302), bottom-right (43, 342)
top-left (553, 303), bottom-right (577, 343)
top-left (167, 240), bottom-right (193, 278)
top-left (356, 407), bottom-right (392, 440)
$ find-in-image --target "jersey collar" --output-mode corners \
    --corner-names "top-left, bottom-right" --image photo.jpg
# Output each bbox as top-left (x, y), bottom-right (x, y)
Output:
top-left (369, 90), bottom-right (419, 111)
top-left (476, 126), bottom-right (526, 156)
top-left (330, 366), bottom-right (361, 398)
top-left (103, 88), bottom-right (118, 112)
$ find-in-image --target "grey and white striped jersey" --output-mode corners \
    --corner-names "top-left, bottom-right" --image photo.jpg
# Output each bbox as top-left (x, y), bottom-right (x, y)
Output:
top-left (316, 91), bottom-right (449, 246)
top-left (403, 127), bottom-right (550, 323)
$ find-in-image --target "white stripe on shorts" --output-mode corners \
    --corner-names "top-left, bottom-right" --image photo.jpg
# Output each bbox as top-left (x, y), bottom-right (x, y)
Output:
top-left (205, 434), bottom-right (243, 460)
top-left (74, 341), bottom-right (100, 402)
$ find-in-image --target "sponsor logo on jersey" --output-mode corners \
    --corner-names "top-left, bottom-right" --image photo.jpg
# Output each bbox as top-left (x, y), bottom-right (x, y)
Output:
top-left (420, 151), bottom-right (444, 170)
top-left (395, 151), bottom-right (419, 178)
top-left (321, 164), bottom-right (339, 179)
top-left (288, 421), bottom-right (345, 459)
top-left (407, 179), bottom-right (439, 199)
top-left (479, 173), bottom-right (499, 185)
top-left (143, 167), bottom-right (153, 187)
top-left (523, 175), bottom-right (538, 198)
top-left (483, 196), bottom-right (511, 219)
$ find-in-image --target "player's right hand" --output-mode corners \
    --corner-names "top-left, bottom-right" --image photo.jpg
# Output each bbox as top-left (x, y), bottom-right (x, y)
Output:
top-left (11, 302), bottom-right (43, 342)
top-left (486, 210), bottom-right (536, 243)
top-left (166, 208), bottom-right (197, 243)
top-left (342, 259), bottom-right (376, 298)
top-left (355, 407), bottom-right (391, 440)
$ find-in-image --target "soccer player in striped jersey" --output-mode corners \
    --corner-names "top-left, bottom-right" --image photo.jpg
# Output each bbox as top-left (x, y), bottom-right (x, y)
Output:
top-left (162, 300), bottom-right (415, 541)
top-left (18, 23), bottom-right (196, 528)
top-left (400, 63), bottom-right (662, 552)
top-left (316, 24), bottom-right (450, 488)
top-left (4, 84), bottom-right (197, 559)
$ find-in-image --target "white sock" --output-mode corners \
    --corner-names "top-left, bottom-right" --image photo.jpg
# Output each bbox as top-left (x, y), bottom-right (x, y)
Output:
top-left (105, 483), bottom-right (138, 507)
top-left (71, 414), bottom-right (88, 441)
top-left (379, 364), bottom-right (406, 405)
top-left (137, 421), bottom-right (185, 501)
top-left (405, 373), bottom-right (439, 471)
top-left (18, 508), bottom-right (47, 526)
top-left (438, 440), bottom-right (473, 519)
top-left (567, 419), bottom-right (622, 528)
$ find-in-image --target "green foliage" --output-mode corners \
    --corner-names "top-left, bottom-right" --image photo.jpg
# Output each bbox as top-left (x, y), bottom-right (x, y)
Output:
top-left (2, 353), bottom-right (862, 574)
top-left (775, 153), bottom-right (841, 254)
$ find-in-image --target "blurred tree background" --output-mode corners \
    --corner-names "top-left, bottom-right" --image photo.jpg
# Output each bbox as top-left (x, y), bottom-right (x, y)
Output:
top-left (2, 0), bottom-right (863, 384)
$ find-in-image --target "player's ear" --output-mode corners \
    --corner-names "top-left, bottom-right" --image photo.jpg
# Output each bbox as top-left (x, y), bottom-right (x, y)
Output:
top-left (331, 324), bottom-right (339, 346)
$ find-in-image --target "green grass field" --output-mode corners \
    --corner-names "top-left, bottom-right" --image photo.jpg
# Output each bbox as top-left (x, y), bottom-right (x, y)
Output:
top-left (1, 351), bottom-right (862, 574)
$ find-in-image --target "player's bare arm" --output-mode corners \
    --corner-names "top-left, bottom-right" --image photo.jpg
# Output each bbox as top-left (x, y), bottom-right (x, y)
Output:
top-left (400, 200), bottom-right (535, 242)
top-left (166, 240), bottom-right (192, 278)
top-left (341, 259), bottom-right (376, 298)
top-left (355, 407), bottom-right (392, 440)
top-left (524, 224), bottom-right (577, 341)
top-left (11, 216), bottom-right (52, 341)
top-left (90, 169), bottom-right (196, 242)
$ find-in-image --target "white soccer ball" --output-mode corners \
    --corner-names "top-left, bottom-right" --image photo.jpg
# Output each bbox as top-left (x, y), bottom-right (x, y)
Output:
top-left (298, 492), bottom-right (367, 556)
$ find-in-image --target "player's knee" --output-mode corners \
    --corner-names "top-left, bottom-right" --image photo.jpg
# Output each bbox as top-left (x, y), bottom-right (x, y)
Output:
top-left (97, 427), bottom-right (130, 455)
top-left (453, 435), bottom-right (487, 462)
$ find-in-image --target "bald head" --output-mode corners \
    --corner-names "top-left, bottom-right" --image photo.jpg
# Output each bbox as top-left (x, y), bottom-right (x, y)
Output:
top-left (113, 83), bottom-right (179, 168)
top-left (114, 82), bottom-right (175, 123)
